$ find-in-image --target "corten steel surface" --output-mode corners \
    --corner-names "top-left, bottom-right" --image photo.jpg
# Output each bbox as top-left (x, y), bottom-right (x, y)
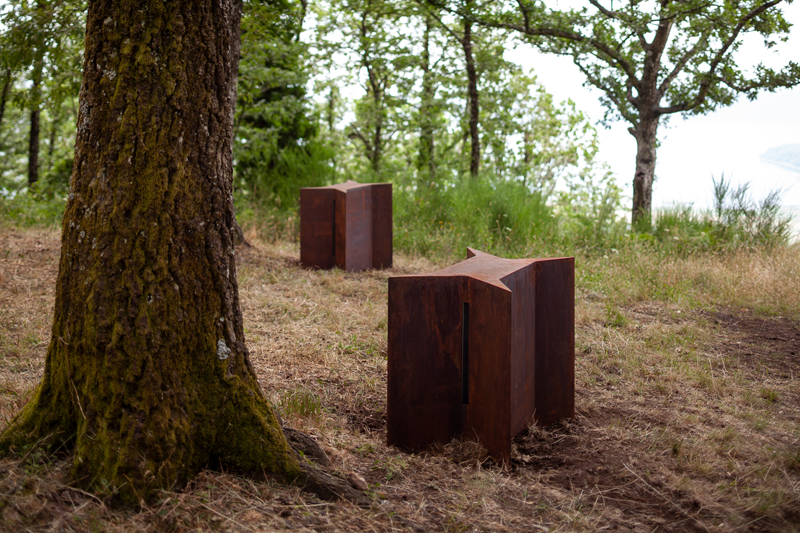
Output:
top-left (300, 180), bottom-right (392, 272)
top-left (387, 249), bottom-right (574, 460)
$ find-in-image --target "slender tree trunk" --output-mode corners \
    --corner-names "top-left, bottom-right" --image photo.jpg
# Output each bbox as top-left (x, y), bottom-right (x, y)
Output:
top-left (0, 69), bottom-right (11, 132)
top-left (418, 15), bottom-right (436, 184)
top-left (327, 86), bottom-right (337, 171)
top-left (28, 59), bottom-right (43, 186)
top-left (364, 53), bottom-right (385, 175)
top-left (297, 0), bottom-right (308, 39)
top-left (28, 108), bottom-right (40, 185)
top-left (0, 0), bottom-right (301, 504)
top-left (46, 115), bottom-right (59, 172)
top-left (371, 111), bottom-right (382, 174)
top-left (523, 130), bottom-right (532, 164)
top-left (327, 86), bottom-right (336, 132)
top-left (462, 18), bottom-right (480, 178)
top-left (631, 116), bottom-right (659, 224)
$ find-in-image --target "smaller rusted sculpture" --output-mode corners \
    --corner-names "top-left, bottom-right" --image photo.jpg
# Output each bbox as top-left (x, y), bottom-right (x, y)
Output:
top-left (387, 249), bottom-right (574, 461)
top-left (300, 180), bottom-right (392, 272)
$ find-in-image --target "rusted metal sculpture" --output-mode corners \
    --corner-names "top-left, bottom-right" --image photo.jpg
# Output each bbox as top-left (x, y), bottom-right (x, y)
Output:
top-left (300, 180), bottom-right (392, 272)
top-left (387, 249), bottom-right (574, 461)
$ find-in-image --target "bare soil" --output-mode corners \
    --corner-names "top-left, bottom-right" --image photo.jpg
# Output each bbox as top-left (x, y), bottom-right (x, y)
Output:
top-left (1, 226), bottom-right (799, 532)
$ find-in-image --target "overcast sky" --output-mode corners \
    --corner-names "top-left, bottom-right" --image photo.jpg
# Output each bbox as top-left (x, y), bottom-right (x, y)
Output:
top-left (506, 1), bottom-right (800, 210)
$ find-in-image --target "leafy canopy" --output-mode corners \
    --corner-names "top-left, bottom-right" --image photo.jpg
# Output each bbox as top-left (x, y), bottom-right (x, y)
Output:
top-left (468, 0), bottom-right (800, 127)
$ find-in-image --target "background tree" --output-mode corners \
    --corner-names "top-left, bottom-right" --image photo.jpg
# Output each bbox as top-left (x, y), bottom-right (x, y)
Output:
top-left (0, 0), bottom-right (362, 504)
top-left (316, 0), bottom-right (416, 179)
top-left (423, 0), bottom-right (482, 178)
top-left (417, 14), bottom-right (437, 183)
top-left (406, 4), bottom-right (511, 184)
top-left (462, 0), bottom-right (800, 223)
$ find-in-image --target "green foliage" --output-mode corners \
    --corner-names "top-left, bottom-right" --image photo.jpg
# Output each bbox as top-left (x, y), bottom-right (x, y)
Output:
top-left (313, 0), bottom-right (418, 179)
top-left (444, 0), bottom-right (800, 219)
top-left (395, 176), bottom-right (555, 258)
top-left (1, 0), bottom-right (794, 267)
top-left (234, 0), bottom-right (333, 208)
top-left (394, 165), bottom-right (625, 262)
top-left (0, 185), bottom-right (67, 227)
top-left (0, 156), bottom-right (72, 226)
top-left (0, 0), bottom-right (84, 206)
top-left (482, 0), bottom-right (800, 126)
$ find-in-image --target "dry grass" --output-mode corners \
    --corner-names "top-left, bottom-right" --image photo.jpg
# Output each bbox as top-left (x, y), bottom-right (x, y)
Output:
top-left (1, 223), bottom-right (799, 532)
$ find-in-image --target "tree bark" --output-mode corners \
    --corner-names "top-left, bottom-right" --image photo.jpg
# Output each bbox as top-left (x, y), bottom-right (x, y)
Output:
top-left (0, 0), bottom-right (303, 504)
top-left (631, 116), bottom-right (658, 225)
top-left (28, 60), bottom-right (43, 187)
top-left (462, 17), bottom-right (480, 178)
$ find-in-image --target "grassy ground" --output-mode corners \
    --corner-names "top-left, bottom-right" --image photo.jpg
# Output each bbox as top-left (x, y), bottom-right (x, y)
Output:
top-left (1, 224), bottom-right (799, 532)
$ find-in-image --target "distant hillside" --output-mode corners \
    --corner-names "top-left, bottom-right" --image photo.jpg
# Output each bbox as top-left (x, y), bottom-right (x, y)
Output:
top-left (761, 144), bottom-right (800, 173)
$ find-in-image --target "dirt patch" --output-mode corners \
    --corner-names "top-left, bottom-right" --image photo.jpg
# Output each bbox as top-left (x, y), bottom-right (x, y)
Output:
top-left (708, 310), bottom-right (800, 377)
top-left (511, 413), bottom-right (708, 532)
top-left (705, 310), bottom-right (800, 412)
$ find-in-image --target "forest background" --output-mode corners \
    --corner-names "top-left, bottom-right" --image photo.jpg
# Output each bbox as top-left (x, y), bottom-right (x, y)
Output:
top-left (0, 0), bottom-right (797, 259)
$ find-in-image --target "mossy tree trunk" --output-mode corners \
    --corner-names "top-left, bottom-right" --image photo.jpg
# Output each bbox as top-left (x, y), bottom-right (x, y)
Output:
top-left (0, 0), bottom-right (303, 504)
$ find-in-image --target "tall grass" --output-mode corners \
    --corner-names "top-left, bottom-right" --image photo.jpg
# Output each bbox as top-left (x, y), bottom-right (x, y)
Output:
top-left (578, 241), bottom-right (800, 317)
top-left (393, 170), bottom-right (626, 262)
top-left (394, 178), bottom-right (556, 260)
top-left (643, 174), bottom-right (792, 255)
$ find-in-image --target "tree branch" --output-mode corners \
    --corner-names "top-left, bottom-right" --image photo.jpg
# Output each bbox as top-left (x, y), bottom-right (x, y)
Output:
top-left (657, 30), bottom-right (710, 97)
top-left (348, 126), bottom-right (372, 153)
top-left (588, 0), bottom-right (647, 47)
top-left (659, 0), bottom-right (786, 115)
top-left (419, 2), bottom-right (464, 45)
top-left (720, 61), bottom-right (800, 93)
top-left (574, 60), bottom-right (638, 124)
top-left (486, 18), bottom-right (640, 89)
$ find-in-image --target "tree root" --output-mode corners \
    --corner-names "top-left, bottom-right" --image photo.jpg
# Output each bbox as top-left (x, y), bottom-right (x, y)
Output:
top-left (232, 218), bottom-right (251, 248)
top-left (299, 463), bottom-right (370, 507)
top-left (283, 427), bottom-right (332, 468)
top-left (282, 426), bottom-right (370, 508)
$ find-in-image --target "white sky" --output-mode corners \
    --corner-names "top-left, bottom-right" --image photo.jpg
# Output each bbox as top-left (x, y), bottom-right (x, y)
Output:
top-left (505, 1), bottom-right (800, 210)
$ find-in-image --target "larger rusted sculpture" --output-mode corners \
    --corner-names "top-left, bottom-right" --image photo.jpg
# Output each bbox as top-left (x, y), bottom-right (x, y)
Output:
top-left (300, 180), bottom-right (392, 272)
top-left (387, 249), bottom-right (574, 461)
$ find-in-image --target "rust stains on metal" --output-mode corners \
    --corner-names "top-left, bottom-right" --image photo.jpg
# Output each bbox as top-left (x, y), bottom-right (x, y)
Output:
top-left (387, 249), bottom-right (574, 461)
top-left (300, 180), bottom-right (392, 272)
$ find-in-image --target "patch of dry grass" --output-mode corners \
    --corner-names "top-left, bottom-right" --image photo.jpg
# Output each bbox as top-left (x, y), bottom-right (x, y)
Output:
top-left (1, 224), bottom-right (799, 532)
top-left (0, 225), bottom-right (60, 426)
top-left (581, 244), bottom-right (800, 317)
